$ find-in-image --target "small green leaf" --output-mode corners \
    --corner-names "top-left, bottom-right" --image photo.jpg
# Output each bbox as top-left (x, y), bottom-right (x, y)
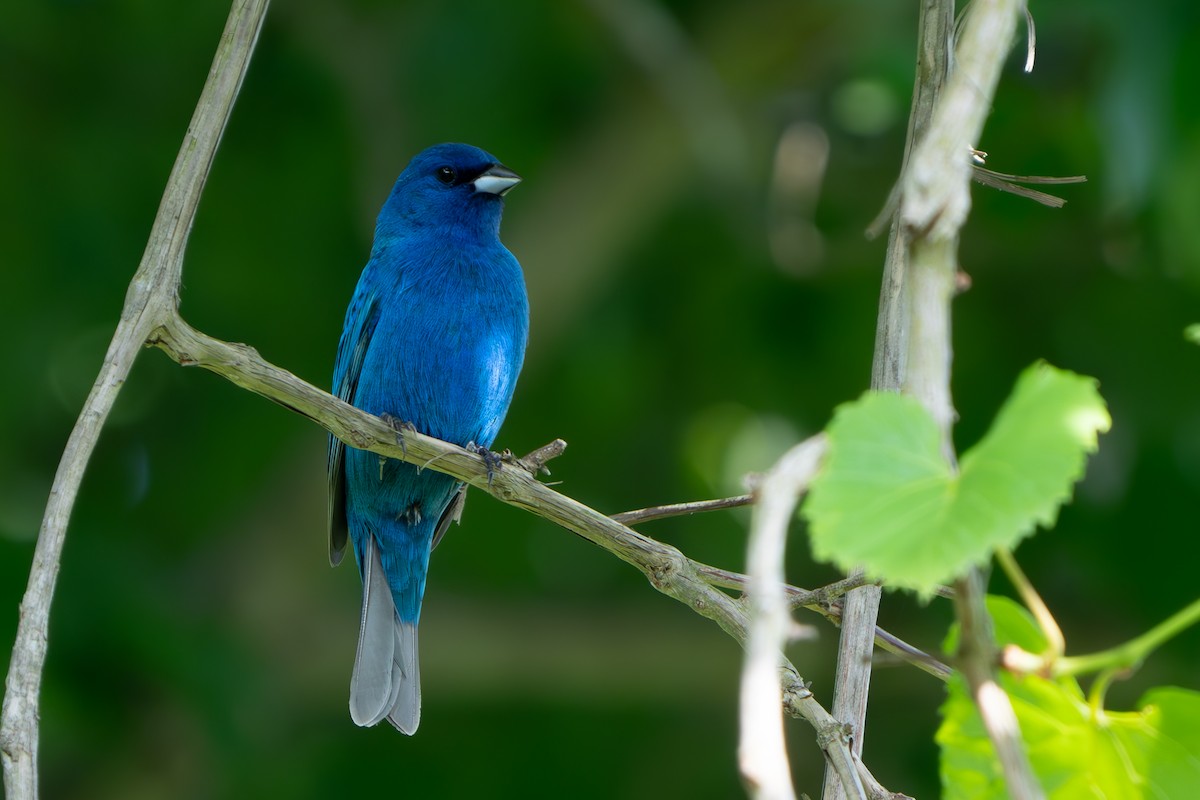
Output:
top-left (938, 597), bottom-right (1200, 799)
top-left (803, 362), bottom-right (1110, 594)
top-left (802, 391), bottom-right (953, 590)
top-left (1186, 323), bottom-right (1200, 345)
top-left (958, 362), bottom-right (1110, 537)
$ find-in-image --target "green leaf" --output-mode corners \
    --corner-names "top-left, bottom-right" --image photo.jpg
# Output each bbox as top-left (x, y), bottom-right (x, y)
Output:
top-left (957, 362), bottom-right (1111, 537)
top-left (1186, 323), bottom-right (1200, 345)
top-left (802, 362), bottom-right (1110, 594)
top-left (938, 597), bottom-right (1200, 799)
top-left (1120, 688), bottom-right (1200, 797)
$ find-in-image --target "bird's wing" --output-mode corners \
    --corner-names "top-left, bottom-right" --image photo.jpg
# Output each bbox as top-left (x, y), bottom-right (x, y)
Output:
top-left (431, 483), bottom-right (467, 551)
top-left (328, 287), bottom-right (381, 567)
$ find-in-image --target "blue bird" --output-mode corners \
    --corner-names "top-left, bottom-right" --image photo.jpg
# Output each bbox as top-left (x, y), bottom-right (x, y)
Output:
top-left (327, 143), bottom-right (528, 734)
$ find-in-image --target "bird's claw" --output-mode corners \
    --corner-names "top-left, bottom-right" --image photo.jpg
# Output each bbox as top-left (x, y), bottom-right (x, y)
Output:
top-left (466, 442), bottom-right (503, 486)
top-left (380, 413), bottom-right (417, 459)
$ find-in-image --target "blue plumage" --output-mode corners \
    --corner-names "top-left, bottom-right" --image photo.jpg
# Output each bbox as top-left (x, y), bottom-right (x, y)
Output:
top-left (327, 143), bottom-right (528, 734)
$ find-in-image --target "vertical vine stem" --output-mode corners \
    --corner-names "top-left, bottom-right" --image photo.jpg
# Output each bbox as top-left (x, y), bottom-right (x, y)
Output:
top-left (913, 0), bottom-right (1044, 797)
top-left (0, 2), bottom-right (270, 797)
top-left (903, 0), bottom-right (1043, 795)
top-left (827, 0), bottom-right (1043, 798)
top-left (823, 3), bottom-right (954, 798)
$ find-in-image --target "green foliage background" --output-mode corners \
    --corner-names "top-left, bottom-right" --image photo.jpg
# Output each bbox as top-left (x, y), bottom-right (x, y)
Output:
top-left (2, 1), bottom-right (1198, 797)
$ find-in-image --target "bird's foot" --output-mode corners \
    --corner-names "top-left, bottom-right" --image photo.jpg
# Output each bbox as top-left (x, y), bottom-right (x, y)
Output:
top-left (466, 441), bottom-right (503, 486)
top-left (380, 413), bottom-right (418, 459)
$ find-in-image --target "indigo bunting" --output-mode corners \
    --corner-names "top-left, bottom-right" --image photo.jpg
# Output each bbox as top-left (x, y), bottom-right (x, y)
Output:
top-left (327, 143), bottom-right (528, 734)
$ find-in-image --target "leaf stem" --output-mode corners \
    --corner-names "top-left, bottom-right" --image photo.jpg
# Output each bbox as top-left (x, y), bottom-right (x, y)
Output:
top-left (1086, 669), bottom-right (1118, 717)
top-left (996, 549), bottom-right (1064, 657)
top-left (1056, 597), bottom-right (1200, 679)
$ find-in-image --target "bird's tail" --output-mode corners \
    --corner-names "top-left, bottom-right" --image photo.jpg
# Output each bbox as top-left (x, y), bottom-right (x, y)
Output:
top-left (349, 532), bottom-right (421, 734)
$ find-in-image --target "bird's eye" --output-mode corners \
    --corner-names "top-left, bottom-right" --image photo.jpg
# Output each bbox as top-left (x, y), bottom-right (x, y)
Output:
top-left (436, 166), bottom-right (456, 184)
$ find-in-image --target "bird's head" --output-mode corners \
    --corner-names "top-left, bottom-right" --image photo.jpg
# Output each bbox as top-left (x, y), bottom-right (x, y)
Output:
top-left (378, 143), bottom-right (521, 240)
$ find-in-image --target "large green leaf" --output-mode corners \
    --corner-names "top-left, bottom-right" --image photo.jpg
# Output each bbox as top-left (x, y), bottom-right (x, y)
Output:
top-left (938, 597), bottom-right (1200, 799)
top-left (802, 362), bottom-right (1110, 594)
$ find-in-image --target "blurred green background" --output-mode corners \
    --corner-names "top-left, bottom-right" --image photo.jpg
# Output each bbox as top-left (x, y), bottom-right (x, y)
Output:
top-left (3, 0), bottom-right (1199, 797)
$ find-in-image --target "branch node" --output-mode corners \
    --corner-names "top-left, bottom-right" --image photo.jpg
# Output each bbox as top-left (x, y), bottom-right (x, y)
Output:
top-left (815, 720), bottom-right (854, 752)
top-left (507, 438), bottom-right (568, 478)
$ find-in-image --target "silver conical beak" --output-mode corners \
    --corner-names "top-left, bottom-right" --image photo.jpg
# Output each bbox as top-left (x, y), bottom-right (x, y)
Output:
top-left (473, 164), bottom-right (522, 196)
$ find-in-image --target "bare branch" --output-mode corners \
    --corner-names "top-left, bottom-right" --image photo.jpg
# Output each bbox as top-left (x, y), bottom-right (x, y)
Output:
top-left (612, 494), bottom-right (754, 525)
top-left (0, 3), bottom-right (270, 797)
top-left (149, 317), bottom-right (912, 796)
top-left (505, 439), bottom-right (568, 477)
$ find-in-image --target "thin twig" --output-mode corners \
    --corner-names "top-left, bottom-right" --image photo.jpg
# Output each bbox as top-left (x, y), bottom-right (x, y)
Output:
top-left (695, 567), bottom-right (952, 681)
top-left (872, 629), bottom-right (953, 682)
top-left (971, 166), bottom-right (1086, 208)
top-left (612, 494), bottom-right (754, 525)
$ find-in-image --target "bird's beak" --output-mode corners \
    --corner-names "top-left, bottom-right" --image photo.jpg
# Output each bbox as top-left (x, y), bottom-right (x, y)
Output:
top-left (473, 164), bottom-right (522, 196)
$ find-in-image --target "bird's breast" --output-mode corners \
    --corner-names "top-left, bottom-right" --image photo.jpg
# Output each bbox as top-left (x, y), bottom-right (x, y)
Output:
top-left (359, 252), bottom-right (527, 447)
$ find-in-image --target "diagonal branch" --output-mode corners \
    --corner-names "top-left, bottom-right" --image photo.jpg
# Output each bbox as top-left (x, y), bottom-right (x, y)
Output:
top-left (159, 310), bottom-right (951, 690)
top-left (146, 316), bottom-right (900, 799)
top-left (150, 316), bottom-right (772, 641)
